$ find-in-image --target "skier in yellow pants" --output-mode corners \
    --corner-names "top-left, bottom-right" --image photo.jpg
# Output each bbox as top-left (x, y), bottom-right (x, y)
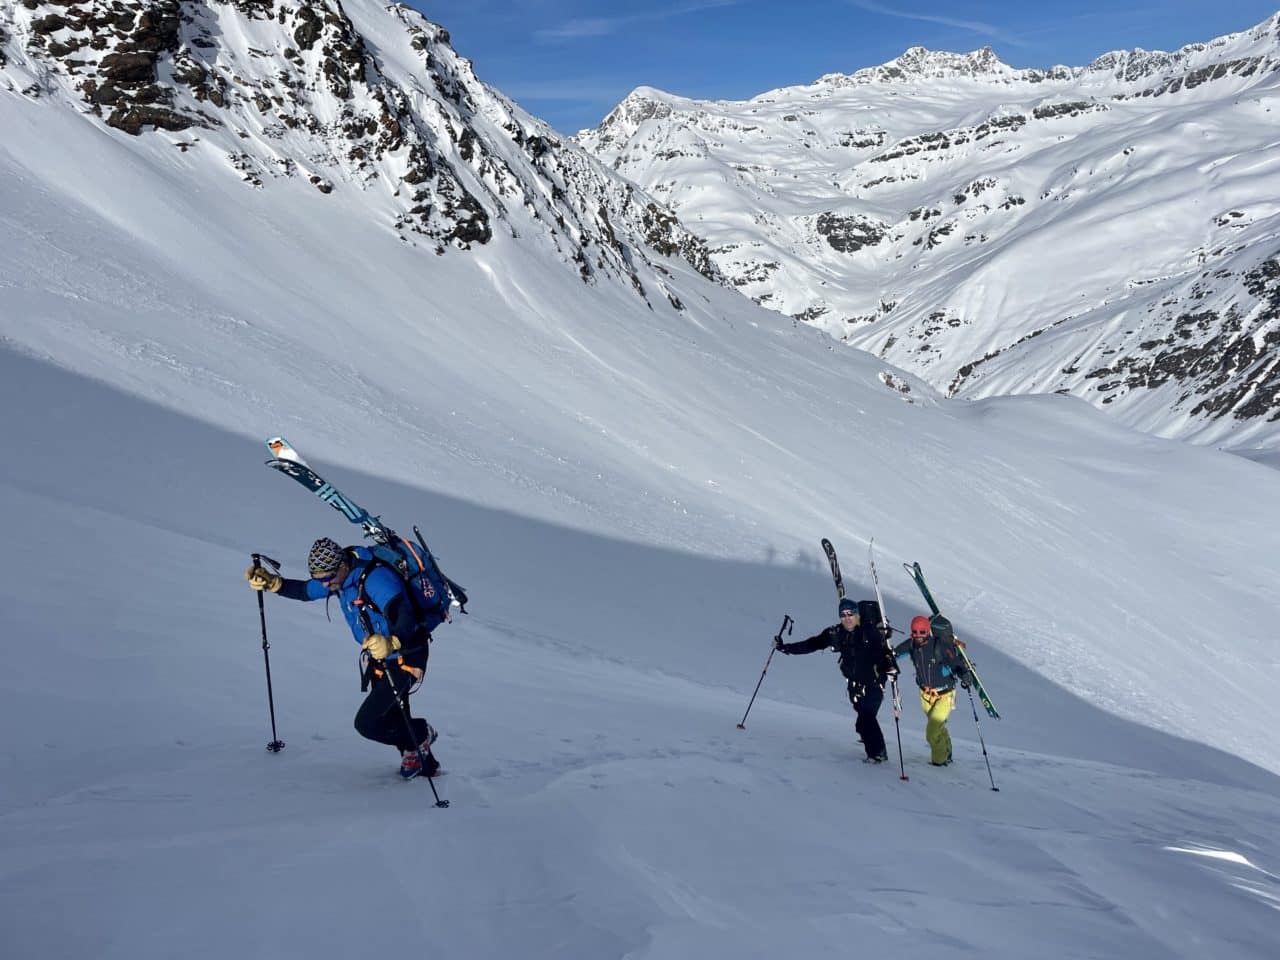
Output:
top-left (894, 615), bottom-right (970, 766)
top-left (920, 686), bottom-right (956, 765)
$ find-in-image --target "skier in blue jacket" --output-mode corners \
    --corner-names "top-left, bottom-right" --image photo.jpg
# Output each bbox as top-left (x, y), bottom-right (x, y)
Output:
top-left (246, 537), bottom-right (440, 778)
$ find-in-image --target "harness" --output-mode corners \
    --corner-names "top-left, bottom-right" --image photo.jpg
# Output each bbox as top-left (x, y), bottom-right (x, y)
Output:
top-left (921, 685), bottom-right (954, 704)
top-left (353, 558), bottom-right (431, 693)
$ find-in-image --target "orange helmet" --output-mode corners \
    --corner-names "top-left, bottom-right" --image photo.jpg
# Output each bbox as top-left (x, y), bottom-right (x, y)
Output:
top-left (910, 615), bottom-right (931, 638)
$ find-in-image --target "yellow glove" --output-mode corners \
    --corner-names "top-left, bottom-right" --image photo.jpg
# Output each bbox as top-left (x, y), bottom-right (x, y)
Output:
top-left (245, 565), bottom-right (282, 593)
top-left (362, 633), bottom-right (401, 660)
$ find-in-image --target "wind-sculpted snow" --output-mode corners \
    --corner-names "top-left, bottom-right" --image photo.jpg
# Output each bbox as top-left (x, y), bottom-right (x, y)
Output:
top-left (580, 13), bottom-right (1280, 452)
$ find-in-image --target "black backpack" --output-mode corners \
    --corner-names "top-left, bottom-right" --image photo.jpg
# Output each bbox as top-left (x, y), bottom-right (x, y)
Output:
top-left (858, 599), bottom-right (887, 639)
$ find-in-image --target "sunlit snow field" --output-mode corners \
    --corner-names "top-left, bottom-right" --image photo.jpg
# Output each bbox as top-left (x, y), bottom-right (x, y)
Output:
top-left (1, 7), bottom-right (1278, 954)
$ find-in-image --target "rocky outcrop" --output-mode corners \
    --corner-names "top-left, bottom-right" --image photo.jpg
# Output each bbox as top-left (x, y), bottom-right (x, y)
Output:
top-left (815, 213), bottom-right (886, 253)
top-left (21, 0), bottom-right (199, 133)
top-left (1113, 56), bottom-right (1279, 100)
top-left (869, 113), bottom-right (1026, 164)
top-left (942, 249), bottom-right (1280, 428)
top-left (1032, 100), bottom-right (1106, 120)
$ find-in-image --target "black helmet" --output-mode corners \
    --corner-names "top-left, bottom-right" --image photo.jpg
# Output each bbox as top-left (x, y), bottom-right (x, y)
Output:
top-left (307, 537), bottom-right (346, 577)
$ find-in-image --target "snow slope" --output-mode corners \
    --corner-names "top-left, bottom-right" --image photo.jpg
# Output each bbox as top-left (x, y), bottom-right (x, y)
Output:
top-left (2, 349), bottom-right (1278, 960)
top-left (1, 2), bottom-right (1279, 956)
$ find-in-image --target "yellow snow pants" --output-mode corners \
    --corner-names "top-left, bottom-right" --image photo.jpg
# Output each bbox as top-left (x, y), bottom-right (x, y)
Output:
top-left (920, 688), bottom-right (956, 764)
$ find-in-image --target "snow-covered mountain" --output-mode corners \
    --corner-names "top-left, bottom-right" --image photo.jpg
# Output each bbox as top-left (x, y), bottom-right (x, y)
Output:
top-left (0, 0), bottom-right (715, 296)
top-left (579, 15), bottom-right (1280, 454)
top-left (2, 3), bottom-right (1279, 956)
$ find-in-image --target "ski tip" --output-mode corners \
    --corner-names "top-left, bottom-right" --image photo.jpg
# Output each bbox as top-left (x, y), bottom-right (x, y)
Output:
top-left (265, 436), bottom-right (308, 466)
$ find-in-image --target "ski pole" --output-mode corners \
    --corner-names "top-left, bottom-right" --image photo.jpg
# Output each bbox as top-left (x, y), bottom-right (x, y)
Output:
top-left (737, 615), bottom-right (792, 729)
top-left (382, 663), bottom-right (449, 808)
top-left (252, 553), bottom-right (286, 753)
top-left (890, 676), bottom-right (908, 781)
top-left (963, 682), bottom-right (999, 792)
top-left (869, 540), bottom-right (906, 780)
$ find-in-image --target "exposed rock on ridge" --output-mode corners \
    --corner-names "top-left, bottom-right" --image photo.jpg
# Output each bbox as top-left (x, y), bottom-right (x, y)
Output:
top-left (0, 0), bottom-right (716, 298)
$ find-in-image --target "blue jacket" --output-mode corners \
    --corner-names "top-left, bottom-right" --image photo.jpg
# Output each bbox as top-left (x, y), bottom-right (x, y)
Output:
top-left (277, 546), bottom-right (424, 658)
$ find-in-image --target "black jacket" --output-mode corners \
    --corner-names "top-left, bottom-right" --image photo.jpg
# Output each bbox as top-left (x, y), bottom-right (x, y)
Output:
top-left (893, 635), bottom-right (968, 693)
top-left (781, 623), bottom-right (896, 687)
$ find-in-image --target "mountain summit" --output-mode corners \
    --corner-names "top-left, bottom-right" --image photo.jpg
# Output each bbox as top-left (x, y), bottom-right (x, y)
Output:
top-left (817, 45), bottom-right (1039, 86)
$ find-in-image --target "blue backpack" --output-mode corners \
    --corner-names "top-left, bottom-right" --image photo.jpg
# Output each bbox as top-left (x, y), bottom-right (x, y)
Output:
top-left (356, 526), bottom-right (468, 634)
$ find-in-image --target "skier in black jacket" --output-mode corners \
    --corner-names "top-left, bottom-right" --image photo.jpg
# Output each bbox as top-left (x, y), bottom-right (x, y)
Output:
top-left (776, 597), bottom-right (898, 762)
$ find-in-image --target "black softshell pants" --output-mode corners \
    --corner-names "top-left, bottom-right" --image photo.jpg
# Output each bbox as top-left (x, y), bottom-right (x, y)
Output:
top-left (848, 681), bottom-right (887, 760)
top-left (354, 662), bottom-right (432, 752)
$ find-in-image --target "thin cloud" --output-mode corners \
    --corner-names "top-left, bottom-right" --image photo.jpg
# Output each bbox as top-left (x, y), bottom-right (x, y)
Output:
top-left (846, 0), bottom-right (1029, 49)
top-left (501, 78), bottom-right (633, 103)
top-left (537, 0), bottom-right (742, 42)
top-left (539, 18), bottom-right (617, 40)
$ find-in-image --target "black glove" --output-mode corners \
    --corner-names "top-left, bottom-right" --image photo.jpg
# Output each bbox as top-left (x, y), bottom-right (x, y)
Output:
top-left (960, 676), bottom-right (971, 690)
top-left (774, 636), bottom-right (786, 653)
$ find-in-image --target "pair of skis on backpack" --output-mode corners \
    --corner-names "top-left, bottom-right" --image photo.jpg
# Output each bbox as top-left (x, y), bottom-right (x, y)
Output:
top-left (823, 538), bottom-right (999, 720)
top-left (263, 436), bottom-right (468, 615)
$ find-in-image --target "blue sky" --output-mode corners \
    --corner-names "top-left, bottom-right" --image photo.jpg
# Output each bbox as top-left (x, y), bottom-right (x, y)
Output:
top-left (413, 2), bottom-right (1280, 133)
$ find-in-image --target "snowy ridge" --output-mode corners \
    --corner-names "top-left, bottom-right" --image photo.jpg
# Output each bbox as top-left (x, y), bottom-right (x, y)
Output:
top-left (0, 0), bottom-right (715, 294)
top-left (809, 13), bottom-right (1280, 89)
top-left (817, 44), bottom-right (1056, 86)
top-left (579, 13), bottom-right (1280, 453)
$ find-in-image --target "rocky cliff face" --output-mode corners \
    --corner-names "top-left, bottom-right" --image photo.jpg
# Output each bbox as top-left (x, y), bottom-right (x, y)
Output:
top-left (580, 15), bottom-right (1280, 450)
top-left (0, 0), bottom-right (716, 301)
